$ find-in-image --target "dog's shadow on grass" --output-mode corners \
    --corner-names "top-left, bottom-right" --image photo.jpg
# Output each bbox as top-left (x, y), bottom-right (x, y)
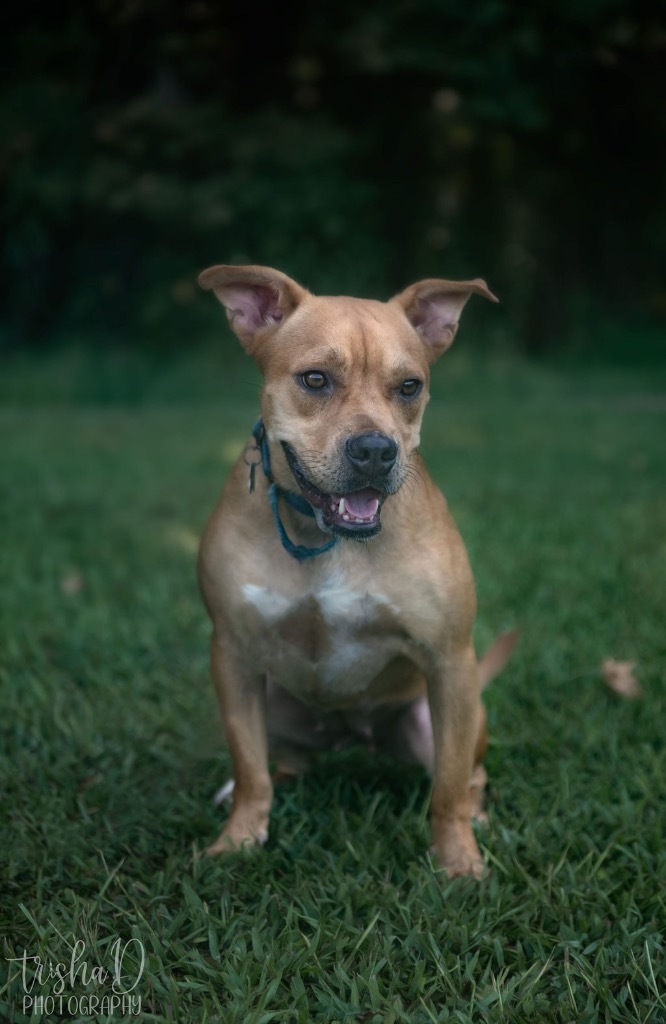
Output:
top-left (281, 747), bottom-right (431, 813)
top-left (263, 749), bottom-right (433, 868)
top-left (91, 743), bottom-right (432, 881)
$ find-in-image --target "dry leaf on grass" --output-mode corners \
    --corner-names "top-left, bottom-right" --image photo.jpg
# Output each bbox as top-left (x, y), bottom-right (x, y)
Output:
top-left (601, 658), bottom-right (643, 699)
top-left (60, 571), bottom-right (84, 595)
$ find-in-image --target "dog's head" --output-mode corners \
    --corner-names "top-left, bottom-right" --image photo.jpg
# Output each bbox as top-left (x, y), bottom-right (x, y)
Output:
top-left (200, 264), bottom-right (497, 541)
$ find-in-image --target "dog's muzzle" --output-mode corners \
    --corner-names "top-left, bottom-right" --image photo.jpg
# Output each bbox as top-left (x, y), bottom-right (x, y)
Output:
top-left (282, 433), bottom-right (401, 540)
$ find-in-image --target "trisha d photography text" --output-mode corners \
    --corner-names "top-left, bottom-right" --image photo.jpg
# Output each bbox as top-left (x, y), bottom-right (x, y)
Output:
top-left (6, 936), bottom-right (144, 1017)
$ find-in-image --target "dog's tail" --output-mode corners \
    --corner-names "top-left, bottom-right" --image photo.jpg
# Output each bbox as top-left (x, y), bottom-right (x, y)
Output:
top-left (478, 629), bottom-right (519, 691)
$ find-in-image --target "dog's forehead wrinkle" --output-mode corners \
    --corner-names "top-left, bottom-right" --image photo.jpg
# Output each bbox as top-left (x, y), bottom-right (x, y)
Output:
top-left (296, 296), bottom-right (413, 361)
top-left (296, 344), bottom-right (349, 374)
top-left (286, 337), bottom-right (419, 387)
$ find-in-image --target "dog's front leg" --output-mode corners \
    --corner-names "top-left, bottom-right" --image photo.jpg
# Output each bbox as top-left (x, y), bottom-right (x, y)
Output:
top-left (427, 644), bottom-right (484, 879)
top-left (206, 633), bottom-right (273, 855)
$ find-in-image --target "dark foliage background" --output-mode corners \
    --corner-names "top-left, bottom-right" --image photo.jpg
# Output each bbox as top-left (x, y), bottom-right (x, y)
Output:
top-left (1, 0), bottom-right (665, 356)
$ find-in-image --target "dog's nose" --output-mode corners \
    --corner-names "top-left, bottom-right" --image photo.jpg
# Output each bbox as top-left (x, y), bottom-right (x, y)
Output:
top-left (346, 432), bottom-right (398, 479)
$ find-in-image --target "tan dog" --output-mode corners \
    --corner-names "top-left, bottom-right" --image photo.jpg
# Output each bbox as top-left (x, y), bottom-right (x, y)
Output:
top-left (197, 264), bottom-right (512, 878)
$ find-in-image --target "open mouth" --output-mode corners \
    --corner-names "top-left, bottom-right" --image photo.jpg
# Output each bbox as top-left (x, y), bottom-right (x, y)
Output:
top-left (282, 444), bottom-right (385, 539)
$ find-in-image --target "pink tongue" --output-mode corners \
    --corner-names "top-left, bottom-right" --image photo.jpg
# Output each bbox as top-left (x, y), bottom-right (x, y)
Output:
top-left (343, 489), bottom-right (380, 518)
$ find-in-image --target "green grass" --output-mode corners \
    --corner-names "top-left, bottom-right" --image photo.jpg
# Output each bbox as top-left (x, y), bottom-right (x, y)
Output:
top-left (1, 349), bottom-right (665, 1023)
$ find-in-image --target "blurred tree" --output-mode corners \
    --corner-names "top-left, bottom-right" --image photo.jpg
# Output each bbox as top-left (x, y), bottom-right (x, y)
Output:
top-left (0, 0), bottom-right (664, 352)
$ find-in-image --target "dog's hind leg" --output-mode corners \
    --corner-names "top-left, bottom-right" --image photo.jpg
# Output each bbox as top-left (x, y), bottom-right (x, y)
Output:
top-left (374, 696), bottom-right (434, 772)
top-left (375, 695), bottom-right (488, 822)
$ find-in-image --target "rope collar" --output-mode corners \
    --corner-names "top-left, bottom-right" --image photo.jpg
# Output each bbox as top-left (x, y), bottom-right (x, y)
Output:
top-left (245, 419), bottom-right (339, 562)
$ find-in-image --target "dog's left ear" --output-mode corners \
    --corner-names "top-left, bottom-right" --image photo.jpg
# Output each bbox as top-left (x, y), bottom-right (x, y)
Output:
top-left (392, 278), bottom-right (499, 361)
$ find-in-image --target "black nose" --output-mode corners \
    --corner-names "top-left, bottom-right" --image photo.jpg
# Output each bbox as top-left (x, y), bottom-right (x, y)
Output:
top-left (345, 432), bottom-right (398, 479)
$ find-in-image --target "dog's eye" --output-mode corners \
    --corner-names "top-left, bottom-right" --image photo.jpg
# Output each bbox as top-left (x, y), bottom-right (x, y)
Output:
top-left (301, 371), bottom-right (329, 390)
top-left (399, 379), bottom-right (422, 398)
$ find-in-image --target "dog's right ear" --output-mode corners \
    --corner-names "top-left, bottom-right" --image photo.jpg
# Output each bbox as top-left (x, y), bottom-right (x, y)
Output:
top-left (198, 264), bottom-right (308, 354)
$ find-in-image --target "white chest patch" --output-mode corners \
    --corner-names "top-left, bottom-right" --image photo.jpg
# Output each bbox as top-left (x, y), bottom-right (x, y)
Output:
top-left (318, 575), bottom-right (399, 624)
top-left (242, 575), bottom-right (399, 625)
top-left (242, 583), bottom-right (292, 622)
top-left (241, 574), bottom-right (404, 698)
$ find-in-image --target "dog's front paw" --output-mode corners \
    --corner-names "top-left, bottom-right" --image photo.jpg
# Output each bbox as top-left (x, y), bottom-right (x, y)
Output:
top-left (434, 849), bottom-right (484, 880)
top-left (206, 813), bottom-right (269, 856)
top-left (431, 822), bottom-right (484, 880)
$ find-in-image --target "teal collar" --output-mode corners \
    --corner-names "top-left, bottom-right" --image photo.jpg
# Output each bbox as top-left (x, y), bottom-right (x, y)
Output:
top-left (247, 420), bottom-right (339, 562)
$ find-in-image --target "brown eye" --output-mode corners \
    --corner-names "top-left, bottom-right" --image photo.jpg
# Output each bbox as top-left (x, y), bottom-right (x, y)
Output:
top-left (301, 371), bottom-right (329, 390)
top-left (399, 378), bottom-right (422, 398)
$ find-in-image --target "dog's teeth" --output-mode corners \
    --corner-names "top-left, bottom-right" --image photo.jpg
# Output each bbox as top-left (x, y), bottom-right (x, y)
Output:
top-left (338, 498), bottom-right (346, 515)
top-left (330, 502), bottom-right (337, 511)
top-left (342, 513), bottom-right (350, 521)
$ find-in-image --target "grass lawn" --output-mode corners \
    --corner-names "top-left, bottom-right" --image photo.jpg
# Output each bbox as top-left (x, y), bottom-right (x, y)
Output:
top-left (1, 347), bottom-right (665, 1023)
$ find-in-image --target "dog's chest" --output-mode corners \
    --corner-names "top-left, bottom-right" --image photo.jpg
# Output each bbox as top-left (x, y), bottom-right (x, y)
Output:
top-left (241, 573), bottom-right (409, 700)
